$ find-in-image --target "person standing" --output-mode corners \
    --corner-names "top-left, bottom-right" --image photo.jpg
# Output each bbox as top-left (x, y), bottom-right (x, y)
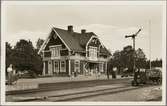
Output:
top-left (7, 64), bottom-right (13, 85)
top-left (112, 67), bottom-right (117, 79)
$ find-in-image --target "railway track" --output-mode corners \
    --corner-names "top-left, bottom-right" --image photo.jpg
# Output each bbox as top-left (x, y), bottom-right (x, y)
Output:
top-left (12, 84), bottom-right (156, 102)
top-left (6, 78), bottom-right (132, 95)
top-left (7, 78), bottom-right (161, 102)
top-left (45, 85), bottom-right (138, 102)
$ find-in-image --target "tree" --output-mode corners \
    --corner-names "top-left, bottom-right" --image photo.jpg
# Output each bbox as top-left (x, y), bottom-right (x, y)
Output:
top-left (7, 39), bottom-right (43, 75)
top-left (109, 45), bottom-right (147, 74)
top-left (6, 42), bottom-right (13, 75)
top-left (151, 59), bottom-right (162, 68)
top-left (111, 50), bottom-right (123, 74)
top-left (6, 42), bottom-right (12, 56)
top-left (122, 45), bottom-right (134, 72)
top-left (135, 48), bottom-right (147, 69)
top-left (36, 38), bottom-right (44, 50)
top-left (32, 49), bottom-right (43, 75)
top-left (11, 39), bottom-right (34, 71)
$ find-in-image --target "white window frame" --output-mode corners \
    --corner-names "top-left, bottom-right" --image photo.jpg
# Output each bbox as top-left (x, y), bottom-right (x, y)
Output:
top-left (49, 45), bottom-right (61, 57)
top-left (54, 61), bottom-right (59, 73)
top-left (75, 60), bottom-right (80, 73)
top-left (60, 60), bottom-right (66, 72)
top-left (89, 46), bottom-right (97, 59)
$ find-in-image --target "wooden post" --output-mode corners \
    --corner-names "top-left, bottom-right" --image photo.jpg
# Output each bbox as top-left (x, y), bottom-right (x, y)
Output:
top-left (48, 61), bottom-right (51, 75)
top-left (69, 59), bottom-right (71, 76)
top-left (50, 60), bottom-right (53, 75)
top-left (43, 61), bottom-right (45, 76)
top-left (105, 61), bottom-right (108, 73)
top-left (106, 61), bottom-right (109, 79)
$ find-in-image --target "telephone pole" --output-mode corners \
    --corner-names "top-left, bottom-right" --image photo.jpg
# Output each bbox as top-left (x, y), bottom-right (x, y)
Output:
top-left (125, 29), bottom-right (142, 74)
top-left (149, 20), bottom-right (152, 70)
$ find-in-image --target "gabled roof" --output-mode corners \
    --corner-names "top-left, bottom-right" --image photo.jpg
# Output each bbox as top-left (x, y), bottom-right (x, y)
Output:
top-left (53, 27), bottom-right (95, 52)
top-left (38, 27), bottom-right (111, 56)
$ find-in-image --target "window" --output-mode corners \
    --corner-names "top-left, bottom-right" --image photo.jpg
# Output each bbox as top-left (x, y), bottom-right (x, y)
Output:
top-left (50, 45), bottom-right (61, 57)
top-left (54, 61), bottom-right (59, 73)
top-left (75, 60), bottom-right (80, 73)
top-left (89, 46), bottom-right (97, 59)
top-left (55, 48), bottom-right (59, 57)
top-left (60, 61), bottom-right (66, 72)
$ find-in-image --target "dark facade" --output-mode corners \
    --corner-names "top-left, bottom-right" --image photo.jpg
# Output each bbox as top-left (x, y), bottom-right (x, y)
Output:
top-left (38, 26), bottom-right (111, 76)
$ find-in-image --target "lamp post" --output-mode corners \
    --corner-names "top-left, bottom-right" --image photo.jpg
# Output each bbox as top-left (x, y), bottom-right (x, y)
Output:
top-left (125, 29), bottom-right (141, 78)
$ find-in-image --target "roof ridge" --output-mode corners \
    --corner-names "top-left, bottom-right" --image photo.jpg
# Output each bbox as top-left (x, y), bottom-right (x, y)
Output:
top-left (53, 27), bottom-right (81, 35)
top-left (53, 27), bottom-right (96, 36)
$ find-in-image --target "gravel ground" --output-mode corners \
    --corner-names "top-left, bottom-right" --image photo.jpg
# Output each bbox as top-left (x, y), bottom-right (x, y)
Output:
top-left (6, 84), bottom-right (162, 102)
top-left (69, 85), bottom-right (162, 101)
top-left (6, 84), bottom-right (126, 102)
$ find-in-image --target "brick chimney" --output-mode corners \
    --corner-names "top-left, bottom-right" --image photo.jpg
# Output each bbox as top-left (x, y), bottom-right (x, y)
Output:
top-left (81, 29), bottom-right (86, 34)
top-left (68, 25), bottom-right (73, 32)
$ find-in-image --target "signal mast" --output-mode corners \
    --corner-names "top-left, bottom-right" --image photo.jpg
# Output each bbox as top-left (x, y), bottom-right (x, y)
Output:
top-left (125, 29), bottom-right (142, 75)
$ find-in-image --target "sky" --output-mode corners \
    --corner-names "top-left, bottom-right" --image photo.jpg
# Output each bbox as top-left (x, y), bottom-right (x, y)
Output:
top-left (2, 2), bottom-right (164, 60)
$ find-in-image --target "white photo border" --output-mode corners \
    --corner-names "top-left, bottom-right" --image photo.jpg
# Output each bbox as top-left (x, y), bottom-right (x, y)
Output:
top-left (1, 0), bottom-right (166, 105)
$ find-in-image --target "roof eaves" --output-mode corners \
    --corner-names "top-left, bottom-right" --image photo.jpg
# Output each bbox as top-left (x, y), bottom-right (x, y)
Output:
top-left (53, 28), bottom-right (71, 51)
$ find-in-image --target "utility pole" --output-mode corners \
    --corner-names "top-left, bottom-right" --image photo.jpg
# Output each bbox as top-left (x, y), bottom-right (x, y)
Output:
top-left (149, 20), bottom-right (152, 70)
top-left (125, 29), bottom-right (142, 75)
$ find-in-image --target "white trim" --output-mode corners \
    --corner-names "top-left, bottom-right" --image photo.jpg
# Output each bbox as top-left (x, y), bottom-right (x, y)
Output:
top-left (48, 60), bottom-right (52, 75)
top-left (105, 62), bottom-right (108, 73)
top-left (85, 35), bottom-right (108, 58)
top-left (69, 59), bottom-right (71, 76)
top-left (89, 46), bottom-right (97, 49)
top-left (88, 46), bottom-right (97, 60)
top-left (60, 60), bottom-right (66, 72)
top-left (38, 28), bottom-right (71, 54)
top-left (53, 28), bottom-right (71, 51)
top-left (43, 37), bottom-right (51, 52)
top-left (54, 60), bottom-right (59, 74)
top-left (49, 45), bottom-right (62, 48)
top-left (38, 31), bottom-right (52, 54)
top-left (50, 45), bottom-right (61, 58)
top-left (99, 62), bottom-right (104, 72)
top-left (86, 35), bottom-right (97, 57)
top-left (96, 36), bottom-right (106, 48)
top-left (74, 60), bottom-right (80, 73)
top-left (50, 61), bottom-right (53, 75)
top-left (43, 62), bottom-right (45, 75)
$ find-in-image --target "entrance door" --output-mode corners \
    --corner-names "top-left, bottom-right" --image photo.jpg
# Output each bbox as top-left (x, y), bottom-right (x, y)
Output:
top-left (60, 60), bottom-right (66, 73)
top-left (54, 61), bottom-right (59, 74)
top-left (99, 63), bottom-right (104, 72)
top-left (45, 61), bottom-right (48, 74)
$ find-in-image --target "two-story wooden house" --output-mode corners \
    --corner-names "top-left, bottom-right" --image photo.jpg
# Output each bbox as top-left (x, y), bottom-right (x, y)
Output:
top-left (38, 25), bottom-right (111, 76)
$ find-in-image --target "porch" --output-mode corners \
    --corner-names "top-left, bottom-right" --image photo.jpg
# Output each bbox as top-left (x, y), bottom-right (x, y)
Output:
top-left (42, 58), bottom-right (108, 77)
top-left (83, 61), bottom-right (108, 76)
top-left (42, 59), bottom-right (69, 76)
